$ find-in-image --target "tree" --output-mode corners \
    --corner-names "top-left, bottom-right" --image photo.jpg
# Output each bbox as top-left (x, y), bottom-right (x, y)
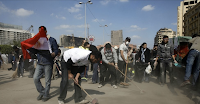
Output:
top-left (0, 45), bottom-right (13, 54)
top-left (13, 40), bottom-right (21, 47)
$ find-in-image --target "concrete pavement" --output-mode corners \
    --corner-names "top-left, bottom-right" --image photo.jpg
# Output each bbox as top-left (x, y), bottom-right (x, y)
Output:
top-left (0, 66), bottom-right (198, 104)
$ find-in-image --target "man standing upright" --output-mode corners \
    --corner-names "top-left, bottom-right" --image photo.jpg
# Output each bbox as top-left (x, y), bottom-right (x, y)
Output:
top-left (155, 35), bottom-right (177, 86)
top-left (117, 37), bottom-right (131, 84)
top-left (33, 26), bottom-right (59, 102)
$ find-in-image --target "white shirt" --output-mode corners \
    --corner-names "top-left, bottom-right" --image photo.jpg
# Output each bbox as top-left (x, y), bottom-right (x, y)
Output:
top-left (119, 43), bottom-right (129, 61)
top-left (63, 48), bottom-right (92, 66)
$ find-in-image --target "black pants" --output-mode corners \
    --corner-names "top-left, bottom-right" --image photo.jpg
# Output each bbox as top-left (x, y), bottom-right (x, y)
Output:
top-left (100, 63), bottom-right (117, 86)
top-left (117, 60), bottom-right (126, 84)
top-left (160, 59), bottom-right (173, 84)
top-left (58, 62), bottom-right (84, 103)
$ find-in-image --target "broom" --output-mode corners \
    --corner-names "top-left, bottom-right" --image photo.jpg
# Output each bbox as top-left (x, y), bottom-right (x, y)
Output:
top-left (116, 67), bottom-right (145, 94)
top-left (120, 56), bottom-right (129, 86)
top-left (72, 78), bottom-right (98, 104)
top-left (12, 62), bottom-right (18, 78)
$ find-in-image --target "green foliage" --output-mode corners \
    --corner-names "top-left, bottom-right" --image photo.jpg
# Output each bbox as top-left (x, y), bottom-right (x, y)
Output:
top-left (0, 45), bottom-right (13, 54)
top-left (13, 40), bottom-right (21, 47)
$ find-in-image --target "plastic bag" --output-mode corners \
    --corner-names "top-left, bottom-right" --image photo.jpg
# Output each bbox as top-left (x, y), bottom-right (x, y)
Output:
top-left (145, 64), bottom-right (152, 74)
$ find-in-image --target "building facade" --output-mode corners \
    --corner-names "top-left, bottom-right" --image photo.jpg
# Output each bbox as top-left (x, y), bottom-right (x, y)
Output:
top-left (154, 28), bottom-right (176, 45)
top-left (60, 34), bottom-right (85, 48)
top-left (0, 22), bottom-right (32, 45)
top-left (111, 30), bottom-right (123, 45)
top-left (184, 2), bottom-right (200, 36)
top-left (177, 0), bottom-right (200, 36)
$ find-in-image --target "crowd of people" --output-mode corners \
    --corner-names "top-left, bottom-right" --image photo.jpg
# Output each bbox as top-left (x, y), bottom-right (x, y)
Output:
top-left (0, 25), bottom-right (200, 104)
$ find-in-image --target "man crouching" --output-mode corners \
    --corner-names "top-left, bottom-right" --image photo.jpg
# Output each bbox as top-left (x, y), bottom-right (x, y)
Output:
top-left (58, 48), bottom-right (102, 104)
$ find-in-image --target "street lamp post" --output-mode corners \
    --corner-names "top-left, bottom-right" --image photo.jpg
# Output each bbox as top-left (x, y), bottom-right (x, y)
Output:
top-left (100, 25), bottom-right (108, 44)
top-left (79, 0), bottom-right (93, 40)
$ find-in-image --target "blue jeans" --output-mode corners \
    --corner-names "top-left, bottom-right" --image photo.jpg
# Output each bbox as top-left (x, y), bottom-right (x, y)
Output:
top-left (92, 63), bottom-right (98, 83)
top-left (160, 60), bottom-right (173, 84)
top-left (184, 49), bottom-right (200, 85)
top-left (33, 64), bottom-right (53, 98)
top-left (80, 66), bottom-right (88, 78)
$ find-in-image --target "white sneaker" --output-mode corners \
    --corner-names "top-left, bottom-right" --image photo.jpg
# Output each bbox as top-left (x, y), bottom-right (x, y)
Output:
top-left (112, 85), bottom-right (118, 89)
top-left (78, 99), bottom-right (90, 104)
top-left (58, 100), bottom-right (64, 104)
top-left (20, 75), bottom-right (23, 78)
top-left (98, 84), bottom-right (103, 88)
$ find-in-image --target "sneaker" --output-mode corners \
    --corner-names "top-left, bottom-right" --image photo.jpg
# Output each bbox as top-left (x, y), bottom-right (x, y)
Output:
top-left (78, 99), bottom-right (90, 104)
top-left (159, 82), bottom-right (164, 87)
top-left (28, 75), bottom-right (33, 78)
top-left (81, 77), bottom-right (88, 81)
top-left (112, 85), bottom-right (118, 89)
top-left (89, 82), bottom-right (96, 84)
top-left (180, 80), bottom-right (191, 87)
top-left (20, 75), bottom-right (23, 78)
top-left (98, 84), bottom-right (103, 88)
top-left (42, 97), bottom-right (49, 102)
top-left (37, 94), bottom-right (43, 100)
top-left (58, 100), bottom-right (64, 104)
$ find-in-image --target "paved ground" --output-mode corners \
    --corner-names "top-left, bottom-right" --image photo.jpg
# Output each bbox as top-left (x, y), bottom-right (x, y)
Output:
top-left (0, 64), bottom-right (199, 104)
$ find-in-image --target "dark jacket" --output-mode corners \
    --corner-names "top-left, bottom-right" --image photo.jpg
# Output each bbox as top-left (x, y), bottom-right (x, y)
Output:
top-left (37, 37), bottom-right (59, 65)
top-left (89, 45), bottom-right (98, 52)
top-left (151, 49), bottom-right (157, 59)
top-left (137, 48), bottom-right (150, 63)
top-left (157, 42), bottom-right (174, 59)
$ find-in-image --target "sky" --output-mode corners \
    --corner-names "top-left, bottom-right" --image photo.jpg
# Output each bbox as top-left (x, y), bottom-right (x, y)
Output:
top-left (0, 0), bottom-right (182, 49)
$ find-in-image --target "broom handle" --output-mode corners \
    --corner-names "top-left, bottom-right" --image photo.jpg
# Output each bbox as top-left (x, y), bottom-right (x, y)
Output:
top-left (116, 68), bottom-right (143, 91)
top-left (55, 63), bottom-right (61, 71)
top-left (72, 78), bottom-right (93, 100)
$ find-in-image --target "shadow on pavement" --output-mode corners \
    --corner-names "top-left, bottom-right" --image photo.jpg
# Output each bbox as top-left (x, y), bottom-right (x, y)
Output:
top-left (166, 83), bottom-right (178, 96)
top-left (64, 89), bottom-right (105, 103)
top-left (0, 73), bottom-right (17, 85)
top-left (84, 89), bottom-right (105, 95)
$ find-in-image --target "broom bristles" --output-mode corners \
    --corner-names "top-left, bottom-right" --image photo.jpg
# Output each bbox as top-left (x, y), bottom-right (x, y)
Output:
top-left (12, 67), bottom-right (18, 78)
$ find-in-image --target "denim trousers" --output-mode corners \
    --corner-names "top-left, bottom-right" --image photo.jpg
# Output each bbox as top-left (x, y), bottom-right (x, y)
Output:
top-left (160, 59), bottom-right (173, 84)
top-left (33, 64), bottom-right (53, 98)
top-left (80, 66), bottom-right (89, 78)
top-left (92, 63), bottom-right (99, 83)
top-left (184, 49), bottom-right (200, 85)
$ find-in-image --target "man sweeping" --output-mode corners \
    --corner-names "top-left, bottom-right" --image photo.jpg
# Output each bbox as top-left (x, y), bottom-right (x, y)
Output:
top-left (58, 48), bottom-right (102, 104)
top-left (98, 43), bottom-right (118, 89)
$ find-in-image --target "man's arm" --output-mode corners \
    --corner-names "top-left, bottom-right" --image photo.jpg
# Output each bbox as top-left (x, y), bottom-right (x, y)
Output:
top-left (171, 45), bottom-right (177, 63)
top-left (188, 38), bottom-right (196, 44)
top-left (101, 48), bottom-right (109, 64)
top-left (50, 38), bottom-right (59, 57)
top-left (66, 58), bottom-right (74, 79)
top-left (120, 50), bottom-right (127, 63)
top-left (155, 45), bottom-right (161, 62)
top-left (112, 48), bottom-right (118, 65)
top-left (74, 65), bottom-right (85, 84)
